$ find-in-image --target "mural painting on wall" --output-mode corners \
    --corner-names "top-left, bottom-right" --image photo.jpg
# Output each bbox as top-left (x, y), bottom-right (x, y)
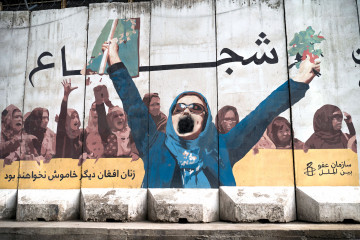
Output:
top-left (102, 31), bottom-right (320, 188)
top-left (79, 18), bottom-right (141, 163)
top-left (1, 19), bottom-right (358, 189)
top-left (79, 18), bottom-right (144, 188)
top-left (85, 18), bottom-right (140, 77)
top-left (286, 27), bottom-right (358, 186)
top-left (1, 18), bottom-right (143, 188)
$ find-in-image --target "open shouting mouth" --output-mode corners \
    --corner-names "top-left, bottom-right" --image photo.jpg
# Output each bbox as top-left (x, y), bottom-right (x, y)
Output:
top-left (178, 115), bottom-right (194, 134)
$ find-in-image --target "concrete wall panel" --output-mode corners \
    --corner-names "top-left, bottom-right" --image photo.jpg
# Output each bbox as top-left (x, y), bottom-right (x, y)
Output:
top-left (149, 0), bottom-right (218, 188)
top-left (82, 2), bottom-right (150, 189)
top-left (20, 6), bottom-right (88, 189)
top-left (79, 2), bottom-right (151, 221)
top-left (285, 0), bottom-right (360, 186)
top-left (216, 0), bottom-right (293, 186)
top-left (16, 7), bottom-right (88, 221)
top-left (0, 11), bottom-right (29, 219)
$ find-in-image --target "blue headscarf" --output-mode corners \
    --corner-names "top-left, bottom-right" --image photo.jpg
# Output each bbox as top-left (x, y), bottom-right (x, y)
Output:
top-left (164, 91), bottom-right (218, 188)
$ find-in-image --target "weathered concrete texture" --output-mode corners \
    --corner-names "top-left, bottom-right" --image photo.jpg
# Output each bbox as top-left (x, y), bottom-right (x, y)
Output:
top-left (24, 7), bottom-right (88, 133)
top-left (0, 190), bottom-right (17, 220)
top-left (297, 186), bottom-right (360, 222)
top-left (148, 188), bottom-right (218, 223)
top-left (16, 189), bottom-right (80, 221)
top-left (150, 0), bottom-right (217, 118)
top-left (0, 11), bottom-right (29, 110)
top-left (1, 221), bottom-right (360, 240)
top-left (80, 188), bottom-right (147, 222)
top-left (358, 0), bottom-right (360, 31)
top-left (216, 0), bottom-right (289, 118)
top-left (220, 186), bottom-right (296, 222)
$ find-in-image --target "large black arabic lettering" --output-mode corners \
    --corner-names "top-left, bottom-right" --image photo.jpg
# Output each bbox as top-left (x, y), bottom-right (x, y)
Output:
top-left (218, 48), bottom-right (278, 75)
top-left (28, 32), bottom-right (280, 86)
top-left (61, 46), bottom-right (81, 76)
top-left (138, 47), bottom-right (278, 74)
top-left (29, 52), bottom-right (54, 87)
top-left (352, 48), bottom-right (360, 64)
top-left (140, 33), bottom-right (278, 75)
top-left (29, 46), bottom-right (82, 87)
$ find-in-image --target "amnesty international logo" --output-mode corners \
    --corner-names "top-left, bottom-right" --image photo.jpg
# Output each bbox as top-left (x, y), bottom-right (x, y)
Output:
top-left (304, 162), bottom-right (316, 177)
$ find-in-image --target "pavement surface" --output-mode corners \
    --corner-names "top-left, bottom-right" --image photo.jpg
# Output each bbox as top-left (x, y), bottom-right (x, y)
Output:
top-left (0, 221), bottom-right (360, 239)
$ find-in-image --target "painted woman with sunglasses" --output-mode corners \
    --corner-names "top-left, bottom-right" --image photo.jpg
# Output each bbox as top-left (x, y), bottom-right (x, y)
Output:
top-left (103, 39), bottom-right (320, 188)
top-left (304, 104), bottom-right (356, 150)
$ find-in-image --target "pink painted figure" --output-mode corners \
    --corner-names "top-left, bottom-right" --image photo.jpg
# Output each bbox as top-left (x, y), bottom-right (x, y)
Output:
top-left (55, 79), bottom-right (83, 159)
top-left (267, 117), bottom-right (304, 149)
top-left (85, 102), bottom-right (104, 157)
top-left (1, 105), bottom-right (42, 166)
top-left (93, 85), bottom-right (139, 161)
top-left (24, 107), bottom-right (56, 163)
top-left (142, 93), bottom-right (167, 133)
top-left (215, 106), bottom-right (239, 134)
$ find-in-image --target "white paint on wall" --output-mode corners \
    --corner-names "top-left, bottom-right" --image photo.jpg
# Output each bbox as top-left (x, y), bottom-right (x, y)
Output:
top-left (216, 0), bottom-right (290, 124)
top-left (150, 0), bottom-right (217, 120)
top-left (0, 11), bottom-right (29, 219)
top-left (0, 11), bottom-right (29, 114)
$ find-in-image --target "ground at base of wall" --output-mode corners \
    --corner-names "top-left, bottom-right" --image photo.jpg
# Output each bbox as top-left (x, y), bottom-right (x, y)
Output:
top-left (0, 221), bottom-right (360, 240)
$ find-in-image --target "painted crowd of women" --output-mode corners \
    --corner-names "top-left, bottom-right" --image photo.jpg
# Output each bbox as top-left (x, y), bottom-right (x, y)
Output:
top-left (216, 104), bottom-right (357, 154)
top-left (0, 80), bottom-right (160, 166)
top-left (0, 84), bottom-right (357, 167)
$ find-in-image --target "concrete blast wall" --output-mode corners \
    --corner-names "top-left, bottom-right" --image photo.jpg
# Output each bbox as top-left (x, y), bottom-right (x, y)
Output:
top-left (0, 0), bottom-right (359, 222)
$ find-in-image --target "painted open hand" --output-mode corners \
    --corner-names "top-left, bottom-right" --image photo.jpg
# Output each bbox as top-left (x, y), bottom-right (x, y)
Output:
top-left (62, 79), bottom-right (78, 99)
top-left (293, 55), bottom-right (321, 84)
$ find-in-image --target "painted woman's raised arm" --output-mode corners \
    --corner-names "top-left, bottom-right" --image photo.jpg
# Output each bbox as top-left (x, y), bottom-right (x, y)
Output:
top-left (224, 57), bottom-right (320, 161)
top-left (104, 39), bottom-right (157, 157)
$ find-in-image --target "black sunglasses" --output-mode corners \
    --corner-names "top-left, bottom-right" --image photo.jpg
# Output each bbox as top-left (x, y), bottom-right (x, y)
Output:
top-left (173, 103), bottom-right (205, 115)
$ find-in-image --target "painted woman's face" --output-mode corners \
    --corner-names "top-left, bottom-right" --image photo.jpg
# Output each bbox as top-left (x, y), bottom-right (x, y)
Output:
top-left (277, 124), bottom-right (291, 144)
top-left (86, 133), bottom-right (104, 158)
top-left (221, 110), bottom-right (237, 134)
top-left (90, 103), bottom-right (98, 125)
top-left (172, 95), bottom-right (205, 140)
top-left (149, 97), bottom-right (161, 117)
top-left (70, 112), bottom-right (80, 131)
top-left (11, 110), bottom-right (23, 133)
top-left (112, 109), bottom-right (126, 130)
top-left (332, 110), bottom-right (343, 131)
top-left (41, 111), bottom-right (49, 129)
